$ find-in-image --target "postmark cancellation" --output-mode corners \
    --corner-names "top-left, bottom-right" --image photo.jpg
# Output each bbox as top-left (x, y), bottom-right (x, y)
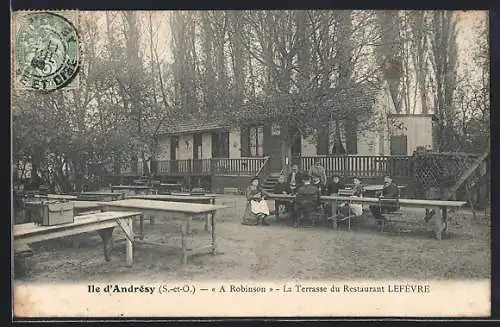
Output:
top-left (12, 11), bottom-right (80, 92)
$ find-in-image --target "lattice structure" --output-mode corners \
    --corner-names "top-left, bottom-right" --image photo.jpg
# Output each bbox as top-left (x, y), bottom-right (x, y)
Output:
top-left (413, 152), bottom-right (481, 190)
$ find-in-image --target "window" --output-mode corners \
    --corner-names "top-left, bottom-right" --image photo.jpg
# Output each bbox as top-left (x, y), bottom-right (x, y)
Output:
top-left (211, 131), bottom-right (229, 158)
top-left (249, 126), bottom-right (264, 157)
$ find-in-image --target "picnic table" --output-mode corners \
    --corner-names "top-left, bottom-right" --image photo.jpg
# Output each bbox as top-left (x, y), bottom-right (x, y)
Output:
top-left (265, 193), bottom-right (466, 240)
top-left (156, 183), bottom-right (183, 194)
top-left (75, 191), bottom-right (125, 201)
top-left (126, 193), bottom-right (218, 226)
top-left (31, 194), bottom-right (78, 201)
top-left (126, 193), bottom-right (217, 205)
top-left (98, 199), bottom-right (226, 264)
top-left (361, 185), bottom-right (407, 192)
top-left (13, 211), bottom-right (140, 266)
top-left (111, 185), bottom-right (156, 195)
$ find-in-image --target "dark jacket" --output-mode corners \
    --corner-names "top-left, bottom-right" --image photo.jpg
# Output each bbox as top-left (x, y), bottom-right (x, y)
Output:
top-left (352, 183), bottom-right (364, 197)
top-left (274, 182), bottom-right (289, 194)
top-left (295, 183), bottom-right (321, 207)
top-left (326, 179), bottom-right (345, 195)
top-left (287, 171), bottom-right (303, 190)
top-left (380, 182), bottom-right (400, 210)
top-left (382, 182), bottom-right (399, 198)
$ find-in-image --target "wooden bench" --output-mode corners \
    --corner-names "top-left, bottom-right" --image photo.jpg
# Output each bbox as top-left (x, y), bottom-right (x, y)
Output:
top-left (76, 191), bottom-right (125, 201)
top-left (14, 211), bottom-right (141, 268)
top-left (321, 195), bottom-right (467, 240)
top-left (157, 183), bottom-right (183, 194)
top-left (111, 185), bottom-right (157, 195)
top-left (98, 199), bottom-right (227, 264)
top-left (125, 194), bottom-right (217, 227)
top-left (266, 193), bottom-right (466, 239)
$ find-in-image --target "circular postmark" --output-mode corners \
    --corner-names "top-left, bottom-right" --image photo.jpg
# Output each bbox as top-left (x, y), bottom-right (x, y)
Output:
top-left (14, 12), bottom-right (80, 92)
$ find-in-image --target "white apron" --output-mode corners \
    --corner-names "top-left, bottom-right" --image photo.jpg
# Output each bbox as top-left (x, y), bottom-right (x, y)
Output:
top-left (250, 199), bottom-right (270, 215)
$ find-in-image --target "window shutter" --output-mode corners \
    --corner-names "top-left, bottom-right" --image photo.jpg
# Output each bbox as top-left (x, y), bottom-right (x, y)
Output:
top-left (240, 126), bottom-right (250, 157)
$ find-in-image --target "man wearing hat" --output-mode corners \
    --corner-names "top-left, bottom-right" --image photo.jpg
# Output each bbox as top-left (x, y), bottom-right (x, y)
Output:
top-left (369, 175), bottom-right (400, 224)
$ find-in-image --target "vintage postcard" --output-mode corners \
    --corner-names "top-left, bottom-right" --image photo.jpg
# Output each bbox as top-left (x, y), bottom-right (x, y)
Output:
top-left (11, 9), bottom-right (491, 318)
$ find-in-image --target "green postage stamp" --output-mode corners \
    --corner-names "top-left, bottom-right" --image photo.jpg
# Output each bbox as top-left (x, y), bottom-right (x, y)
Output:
top-left (12, 11), bottom-right (80, 91)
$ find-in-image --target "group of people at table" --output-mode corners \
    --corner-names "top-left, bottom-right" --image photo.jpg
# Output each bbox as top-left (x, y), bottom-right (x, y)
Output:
top-left (241, 160), bottom-right (401, 227)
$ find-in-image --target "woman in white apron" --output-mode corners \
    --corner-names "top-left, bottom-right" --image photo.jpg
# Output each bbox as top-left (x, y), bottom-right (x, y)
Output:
top-left (241, 177), bottom-right (271, 226)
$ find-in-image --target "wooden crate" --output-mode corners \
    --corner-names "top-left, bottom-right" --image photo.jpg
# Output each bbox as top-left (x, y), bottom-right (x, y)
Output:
top-left (33, 201), bottom-right (75, 226)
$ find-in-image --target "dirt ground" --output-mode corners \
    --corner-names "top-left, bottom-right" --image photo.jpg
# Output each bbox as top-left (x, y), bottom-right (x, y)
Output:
top-left (14, 195), bottom-right (490, 283)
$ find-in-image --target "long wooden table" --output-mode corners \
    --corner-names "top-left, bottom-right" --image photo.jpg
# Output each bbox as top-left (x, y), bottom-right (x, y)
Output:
top-left (13, 211), bottom-right (141, 266)
top-left (31, 194), bottom-right (78, 201)
top-left (126, 193), bottom-right (216, 204)
top-left (75, 191), bottom-right (125, 201)
top-left (98, 199), bottom-right (226, 264)
top-left (157, 183), bottom-right (183, 193)
top-left (111, 185), bottom-right (156, 195)
top-left (126, 194), bottom-right (217, 228)
top-left (266, 193), bottom-right (467, 240)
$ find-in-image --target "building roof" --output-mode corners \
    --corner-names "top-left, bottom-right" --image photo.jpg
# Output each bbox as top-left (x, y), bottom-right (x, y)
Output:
top-left (157, 119), bottom-right (229, 135)
top-left (388, 113), bottom-right (439, 121)
top-left (158, 82), bottom-right (384, 135)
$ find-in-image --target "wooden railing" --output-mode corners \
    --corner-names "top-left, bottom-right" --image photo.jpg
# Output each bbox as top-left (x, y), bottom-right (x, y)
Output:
top-left (157, 159), bottom-right (212, 175)
top-left (301, 155), bottom-right (414, 178)
top-left (255, 157), bottom-right (271, 180)
top-left (211, 157), bottom-right (269, 176)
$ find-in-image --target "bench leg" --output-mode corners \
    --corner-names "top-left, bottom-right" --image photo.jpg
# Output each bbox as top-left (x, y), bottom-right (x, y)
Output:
top-left (434, 206), bottom-right (444, 240)
top-left (441, 207), bottom-right (448, 235)
top-left (204, 213), bottom-right (210, 232)
top-left (211, 211), bottom-right (217, 255)
top-left (180, 219), bottom-right (192, 264)
top-left (331, 201), bottom-right (338, 229)
top-left (98, 227), bottom-right (115, 262)
top-left (124, 218), bottom-right (134, 266)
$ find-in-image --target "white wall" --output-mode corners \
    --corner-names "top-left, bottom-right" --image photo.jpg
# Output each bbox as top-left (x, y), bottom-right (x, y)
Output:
top-left (357, 130), bottom-right (379, 155)
top-left (229, 128), bottom-right (241, 158)
top-left (400, 116), bottom-right (433, 153)
top-left (302, 134), bottom-right (317, 156)
top-left (201, 133), bottom-right (212, 159)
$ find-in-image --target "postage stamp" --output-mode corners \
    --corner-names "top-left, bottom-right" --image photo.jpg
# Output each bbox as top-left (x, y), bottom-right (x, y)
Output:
top-left (12, 11), bottom-right (80, 91)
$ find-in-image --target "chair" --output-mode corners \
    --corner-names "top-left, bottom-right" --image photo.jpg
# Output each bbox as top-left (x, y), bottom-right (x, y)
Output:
top-left (328, 189), bottom-right (359, 232)
top-left (295, 192), bottom-right (324, 227)
top-left (376, 189), bottom-right (403, 232)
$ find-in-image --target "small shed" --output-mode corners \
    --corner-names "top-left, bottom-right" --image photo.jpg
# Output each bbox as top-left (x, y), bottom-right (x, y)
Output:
top-left (386, 113), bottom-right (438, 155)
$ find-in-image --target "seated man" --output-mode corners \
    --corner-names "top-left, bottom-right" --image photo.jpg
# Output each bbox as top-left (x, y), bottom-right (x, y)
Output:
top-left (294, 174), bottom-right (321, 227)
top-left (274, 174), bottom-right (291, 217)
top-left (326, 175), bottom-right (344, 195)
top-left (369, 175), bottom-right (400, 224)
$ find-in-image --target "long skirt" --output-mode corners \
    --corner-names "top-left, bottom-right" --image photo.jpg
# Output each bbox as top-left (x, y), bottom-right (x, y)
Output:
top-left (241, 200), bottom-right (270, 225)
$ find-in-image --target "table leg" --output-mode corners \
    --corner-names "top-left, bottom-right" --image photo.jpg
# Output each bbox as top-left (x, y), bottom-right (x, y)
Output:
top-left (181, 221), bottom-right (189, 264)
top-left (204, 213), bottom-right (209, 232)
top-left (434, 206), bottom-right (444, 240)
top-left (441, 207), bottom-right (448, 234)
top-left (204, 199), bottom-right (214, 232)
top-left (98, 227), bottom-right (115, 262)
top-left (187, 215), bottom-right (192, 235)
top-left (139, 214), bottom-right (145, 240)
top-left (332, 201), bottom-right (338, 229)
top-left (211, 210), bottom-right (217, 255)
top-left (125, 218), bottom-right (134, 266)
